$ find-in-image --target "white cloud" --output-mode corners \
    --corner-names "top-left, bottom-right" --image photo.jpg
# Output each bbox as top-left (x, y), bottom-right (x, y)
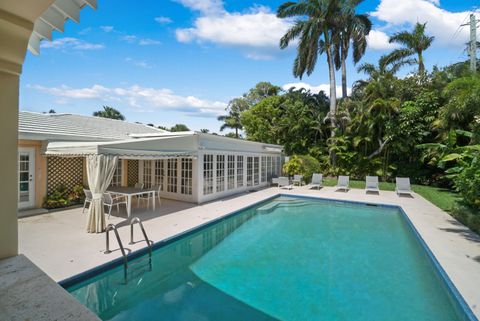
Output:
top-left (155, 16), bottom-right (173, 24)
top-left (175, 0), bottom-right (224, 15)
top-left (40, 37), bottom-right (104, 50)
top-left (121, 35), bottom-right (161, 46)
top-left (282, 82), bottom-right (350, 98)
top-left (121, 35), bottom-right (137, 43)
top-left (366, 30), bottom-right (397, 50)
top-left (138, 38), bottom-right (161, 46)
top-left (125, 58), bottom-right (154, 69)
top-left (100, 25), bottom-right (114, 32)
top-left (176, 0), bottom-right (292, 60)
top-left (371, 0), bottom-right (478, 47)
top-left (175, 3), bottom-right (292, 59)
top-left (30, 84), bottom-right (227, 117)
top-left (78, 27), bottom-right (92, 35)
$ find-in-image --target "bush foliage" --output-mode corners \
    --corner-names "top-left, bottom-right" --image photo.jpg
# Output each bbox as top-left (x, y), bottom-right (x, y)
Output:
top-left (43, 184), bottom-right (85, 209)
top-left (283, 155), bottom-right (321, 183)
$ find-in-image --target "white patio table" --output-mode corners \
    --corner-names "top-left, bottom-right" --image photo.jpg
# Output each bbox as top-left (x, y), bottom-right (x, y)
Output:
top-left (106, 186), bottom-right (156, 218)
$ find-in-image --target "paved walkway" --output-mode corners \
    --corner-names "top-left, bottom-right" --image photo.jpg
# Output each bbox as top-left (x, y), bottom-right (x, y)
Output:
top-left (18, 186), bottom-right (480, 318)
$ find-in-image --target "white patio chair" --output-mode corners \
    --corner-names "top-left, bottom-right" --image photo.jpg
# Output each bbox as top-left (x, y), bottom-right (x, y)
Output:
top-left (82, 189), bottom-right (92, 213)
top-left (278, 177), bottom-right (293, 190)
top-left (308, 173), bottom-right (323, 189)
top-left (292, 174), bottom-right (303, 186)
top-left (396, 177), bottom-right (413, 196)
top-left (365, 176), bottom-right (380, 194)
top-left (335, 175), bottom-right (350, 192)
top-left (154, 185), bottom-right (162, 205)
top-left (103, 193), bottom-right (127, 219)
top-left (138, 185), bottom-right (162, 208)
top-left (134, 182), bottom-right (144, 189)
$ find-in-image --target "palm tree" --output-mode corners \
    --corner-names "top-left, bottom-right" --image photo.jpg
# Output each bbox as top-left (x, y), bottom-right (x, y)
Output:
top-left (354, 54), bottom-right (413, 95)
top-left (277, 0), bottom-right (342, 121)
top-left (386, 22), bottom-right (434, 74)
top-left (93, 106), bottom-right (125, 120)
top-left (170, 124), bottom-right (190, 132)
top-left (333, 0), bottom-right (372, 98)
top-left (217, 97), bottom-right (249, 138)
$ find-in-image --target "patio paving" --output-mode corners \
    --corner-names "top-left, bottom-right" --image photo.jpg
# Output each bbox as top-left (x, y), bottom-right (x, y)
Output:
top-left (18, 186), bottom-right (480, 318)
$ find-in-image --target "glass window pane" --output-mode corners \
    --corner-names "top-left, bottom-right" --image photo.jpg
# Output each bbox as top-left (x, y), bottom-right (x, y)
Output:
top-left (203, 155), bottom-right (213, 195)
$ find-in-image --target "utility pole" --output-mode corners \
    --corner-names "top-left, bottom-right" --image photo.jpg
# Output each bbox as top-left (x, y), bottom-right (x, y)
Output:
top-left (463, 14), bottom-right (478, 72)
top-left (470, 14), bottom-right (477, 72)
top-left (462, 14), bottom-right (478, 72)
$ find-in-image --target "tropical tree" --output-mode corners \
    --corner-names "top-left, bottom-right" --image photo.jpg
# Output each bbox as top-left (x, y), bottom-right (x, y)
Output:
top-left (93, 106), bottom-right (125, 120)
top-left (386, 22), bottom-right (434, 74)
top-left (333, 0), bottom-right (372, 98)
top-left (170, 124), bottom-right (190, 132)
top-left (277, 0), bottom-right (342, 122)
top-left (217, 97), bottom-right (250, 138)
top-left (437, 75), bottom-right (480, 133)
top-left (243, 82), bottom-right (281, 106)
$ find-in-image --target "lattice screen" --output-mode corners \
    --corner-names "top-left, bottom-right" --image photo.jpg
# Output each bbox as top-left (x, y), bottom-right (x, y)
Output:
top-left (47, 157), bottom-right (84, 194)
top-left (128, 160), bottom-right (139, 186)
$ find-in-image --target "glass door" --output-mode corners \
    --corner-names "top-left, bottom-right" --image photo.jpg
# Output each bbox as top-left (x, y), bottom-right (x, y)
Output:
top-left (18, 148), bottom-right (35, 209)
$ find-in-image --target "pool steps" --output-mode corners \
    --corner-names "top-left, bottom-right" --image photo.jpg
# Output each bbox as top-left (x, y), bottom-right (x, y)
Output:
top-left (256, 198), bottom-right (316, 214)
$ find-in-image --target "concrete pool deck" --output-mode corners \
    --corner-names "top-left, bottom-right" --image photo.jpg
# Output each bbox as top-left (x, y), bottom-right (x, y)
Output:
top-left (18, 186), bottom-right (480, 318)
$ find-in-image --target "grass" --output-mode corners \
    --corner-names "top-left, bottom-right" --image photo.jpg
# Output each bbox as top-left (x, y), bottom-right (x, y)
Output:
top-left (321, 178), bottom-right (460, 212)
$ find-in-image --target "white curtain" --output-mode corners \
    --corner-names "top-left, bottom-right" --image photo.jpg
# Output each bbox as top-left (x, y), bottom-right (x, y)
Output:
top-left (86, 154), bottom-right (118, 233)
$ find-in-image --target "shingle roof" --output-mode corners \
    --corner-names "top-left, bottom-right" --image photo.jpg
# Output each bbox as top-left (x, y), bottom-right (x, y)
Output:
top-left (19, 111), bottom-right (167, 141)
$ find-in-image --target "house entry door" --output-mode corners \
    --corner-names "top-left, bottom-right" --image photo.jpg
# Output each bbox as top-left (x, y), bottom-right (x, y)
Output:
top-left (18, 148), bottom-right (35, 209)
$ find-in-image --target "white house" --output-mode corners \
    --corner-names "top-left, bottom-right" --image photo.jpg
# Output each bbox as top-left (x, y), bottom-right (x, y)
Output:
top-left (18, 111), bottom-right (284, 209)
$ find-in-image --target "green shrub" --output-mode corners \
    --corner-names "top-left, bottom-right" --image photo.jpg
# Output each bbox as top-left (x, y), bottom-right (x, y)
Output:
top-left (43, 184), bottom-right (85, 209)
top-left (451, 205), bottom-right (480, 235)
top-left (453, 155), bottom-right (480, 210)
top-left (283, 155), bottom-right (321, 183)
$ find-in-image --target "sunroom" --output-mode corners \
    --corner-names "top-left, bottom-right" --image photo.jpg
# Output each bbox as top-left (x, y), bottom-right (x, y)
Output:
top-left (44, 132), bottom-right (284, 204)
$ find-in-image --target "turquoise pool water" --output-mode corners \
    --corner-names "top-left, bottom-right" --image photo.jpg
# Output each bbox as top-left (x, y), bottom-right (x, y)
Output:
top-left (65, 196), bottom-right (475, 321)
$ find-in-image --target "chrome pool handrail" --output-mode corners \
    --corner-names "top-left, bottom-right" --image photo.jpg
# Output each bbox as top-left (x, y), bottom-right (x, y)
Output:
top-left (105, 223), bottom-right (128, 283)
top-left (129, 217), bottom-right (152, 258)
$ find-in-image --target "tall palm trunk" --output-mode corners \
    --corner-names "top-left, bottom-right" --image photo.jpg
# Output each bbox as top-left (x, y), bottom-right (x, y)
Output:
top-left (418, 51), bottom-right (425, 74)
top-left (325, 32), bottom-right (337, 116)
top-left (341, 41), bottom-right (349, 98)
top-left (341, 54), bottom-right (348, 98)
top-left (325, 31), bottom-right (337, 167)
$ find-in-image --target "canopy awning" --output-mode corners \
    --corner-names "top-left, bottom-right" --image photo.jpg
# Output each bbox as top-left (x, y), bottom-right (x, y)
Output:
top-left (44, 136), bottom-right (198, 159)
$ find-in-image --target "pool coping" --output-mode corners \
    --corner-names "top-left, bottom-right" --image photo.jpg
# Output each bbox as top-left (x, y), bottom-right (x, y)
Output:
top-left (59, 193), bottom-right (479, 321)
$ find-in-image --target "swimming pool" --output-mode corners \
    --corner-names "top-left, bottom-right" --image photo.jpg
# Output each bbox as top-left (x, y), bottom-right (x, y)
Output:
top-left (63, 195), bottom-right (477, 321)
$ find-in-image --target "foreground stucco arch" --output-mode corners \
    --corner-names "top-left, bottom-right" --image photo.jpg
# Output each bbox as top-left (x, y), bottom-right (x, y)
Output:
top-left (0, 1), bottom-right (93, 259)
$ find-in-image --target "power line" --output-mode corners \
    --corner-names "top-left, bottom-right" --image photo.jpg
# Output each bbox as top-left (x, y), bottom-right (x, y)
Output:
top-left (450, 13), bottom-right (470, 42)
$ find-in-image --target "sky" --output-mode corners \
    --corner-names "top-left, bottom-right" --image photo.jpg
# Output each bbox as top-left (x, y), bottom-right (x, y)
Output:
top-left (20, 0), bottom-right (480, 133)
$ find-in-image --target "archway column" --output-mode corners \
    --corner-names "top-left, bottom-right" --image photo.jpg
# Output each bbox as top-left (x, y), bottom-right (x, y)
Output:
top-left (0, 1), bottom-right (55, 259)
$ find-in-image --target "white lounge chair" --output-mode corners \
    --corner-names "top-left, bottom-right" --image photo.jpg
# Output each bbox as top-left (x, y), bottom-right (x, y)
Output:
top-left (271, 177), bottom-right (279, 186)
top-left (83, 189), bottom-right (92, 213)
top-left (292, 174), bottom-right (303, 186)
top-left (278, 177), bottom-right (293, 190)
top-left (365, 176), bottom-right (380, 194)
top-left (396, 177), bottom-right (413, 196)
top-left (308, 173), bottom-right (323, 189)
top-left (335, 176), bottom-right (349, 192)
